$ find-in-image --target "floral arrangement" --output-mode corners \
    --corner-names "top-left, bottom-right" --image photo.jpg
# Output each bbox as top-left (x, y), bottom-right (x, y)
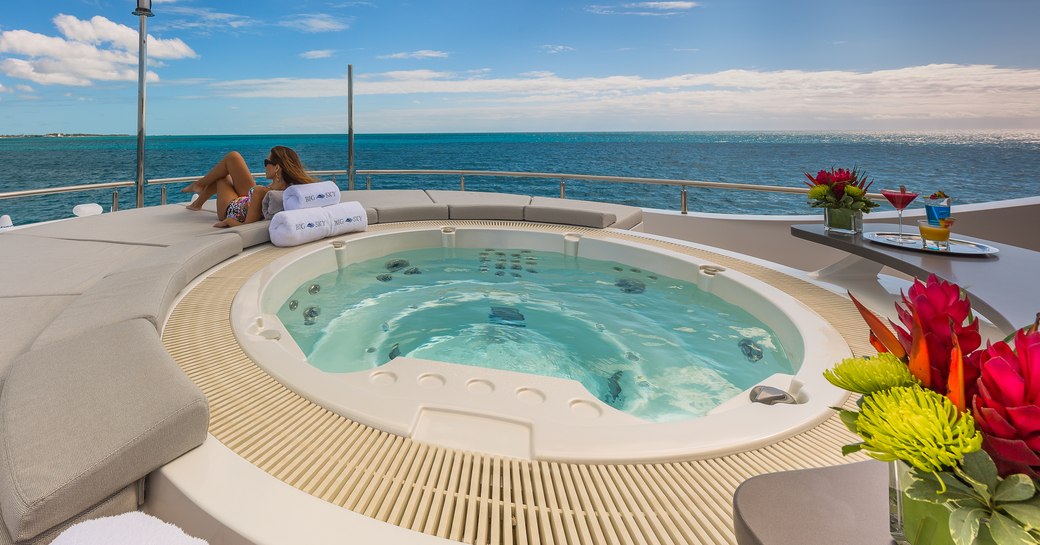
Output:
top-left (804, 167), bottom-right (880, 212)
top-left (825, 275), bottom-right (1040, 544)
top-left (929, 190), bottom-right (951, 200)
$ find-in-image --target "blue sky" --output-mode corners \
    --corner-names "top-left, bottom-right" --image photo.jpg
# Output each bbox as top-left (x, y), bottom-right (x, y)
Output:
top-left (2, 0), bottom-right (1039, 134)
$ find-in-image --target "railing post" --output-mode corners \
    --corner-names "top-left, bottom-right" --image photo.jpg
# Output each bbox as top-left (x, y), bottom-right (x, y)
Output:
top-left (348, 174), bottom-right (354, 191)
top-left (560, 178), bottom-right (566, 199)
top-left (112, 190), bottom-right (119, 212)
top-left (366, 176), bottom-right (372, 190)
top-left (160, 185), bottom-right (167, 206)
top-left (460, 175), bottom-right (465, 191)
top-left (680, 186), bottom-right (688, 215)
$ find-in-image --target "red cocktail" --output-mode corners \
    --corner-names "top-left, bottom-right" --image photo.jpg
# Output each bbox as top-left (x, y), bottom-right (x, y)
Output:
top-left (880, 186), bottom-right (919, 243)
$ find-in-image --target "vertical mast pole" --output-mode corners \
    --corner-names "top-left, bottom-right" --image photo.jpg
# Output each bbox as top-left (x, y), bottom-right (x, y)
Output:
top-left (347, 64), bottom-right (355, 191)
top-left (134, 13), bottom-right (148, 208)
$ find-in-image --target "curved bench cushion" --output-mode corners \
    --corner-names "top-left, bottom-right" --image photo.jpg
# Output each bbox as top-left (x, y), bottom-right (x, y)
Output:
top-left (0, 296), bottom-right (76, 388)
top-left (15, 205), bottom-right (226, 246)
top-left (426, 190), bottom-right (531, 221)
top-left (0, 484), bottom-right (139, 545)
top-left (525, 196), bottom-right (643, 229)
top-left (30, 263), bottom-right (184, 349)
top-left (152, 233), bottom-right (243, 282)
top-left (0, 319), bottom-right (209, 542)
top-left (341, 190), bottom-right (445, 223)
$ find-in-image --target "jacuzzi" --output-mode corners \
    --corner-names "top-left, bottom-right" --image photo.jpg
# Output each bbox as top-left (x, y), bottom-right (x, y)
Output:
top-left (232, 226), bottom-right (851, 462)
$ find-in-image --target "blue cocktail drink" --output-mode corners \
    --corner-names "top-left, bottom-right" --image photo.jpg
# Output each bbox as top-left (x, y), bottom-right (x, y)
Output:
top-left (925, 193), bottom-right (951, 225)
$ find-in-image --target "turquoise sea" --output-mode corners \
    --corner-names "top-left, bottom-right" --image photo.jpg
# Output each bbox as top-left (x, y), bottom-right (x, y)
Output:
top-left (2, 131), bottom-right (1039, 225)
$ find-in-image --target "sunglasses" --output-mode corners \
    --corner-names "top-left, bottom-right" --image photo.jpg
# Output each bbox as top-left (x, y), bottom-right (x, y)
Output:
top-left (264, 158), bottom-right (276, 167)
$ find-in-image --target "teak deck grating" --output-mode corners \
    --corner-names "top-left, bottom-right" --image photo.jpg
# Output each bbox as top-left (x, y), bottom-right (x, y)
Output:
top-left (162, 221), bottom-right (872, 545)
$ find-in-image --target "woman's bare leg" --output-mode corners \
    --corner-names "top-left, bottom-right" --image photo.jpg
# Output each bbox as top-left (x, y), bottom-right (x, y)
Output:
top-left (184, 151), bottom-right (257, 208)
top-left (214, 176), bottom-right (242, 220)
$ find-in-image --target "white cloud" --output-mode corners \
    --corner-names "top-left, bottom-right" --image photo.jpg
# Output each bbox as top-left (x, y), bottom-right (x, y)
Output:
top-left (53, 14), bottom-right (196, 59)
top-left (280, 14), bottom-right (350, 33)
top-left (206, 64), bottom-right (1040, 129)
top-left (301, 49), bottom-right (334, 59)
top-left (160, 7), bottom-right (254, 31)
top-left (625, 2), bottom-right (698, 9)
top-left (0, 15), bottom-right (195, 86)
top-left (589, 2), bottom-right (699, 15)
top-left (377, 49), bottom-right (449, 60)
top-left (540, 45), bottom-right (574, 54)
top-left (15, 84), bottom-right (34, 92)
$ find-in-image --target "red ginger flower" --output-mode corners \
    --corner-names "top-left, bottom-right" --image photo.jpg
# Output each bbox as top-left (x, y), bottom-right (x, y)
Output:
top-left (893, 275), bottom-right (982, 397)
top-left (972, 330), bottom-right (1040, 479)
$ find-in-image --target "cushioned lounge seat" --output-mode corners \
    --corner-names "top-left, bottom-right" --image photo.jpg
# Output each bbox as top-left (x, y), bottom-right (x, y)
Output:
top-left (732, 461), bottom-right (888, 545)
top-left (341, 190), bottom-right (447, 223)
top-left (31, 263), bottom-right (184, 348)
top-left (145, 233), bottom-right (243, 284)
top-left (13, 205), bottom-right (226, 246)
top-left (425, 190), bottom-right (531, 221)
top-left (0, 485), bottom-right (139, 545)
top-left (524, 196), bottom-right (643, 229)
top-left (0, 296), bottom-right (76, 386)
top-left (0, 234), bottom-right (158, 297)
top-left (0, 319), bottom-right (208, 542)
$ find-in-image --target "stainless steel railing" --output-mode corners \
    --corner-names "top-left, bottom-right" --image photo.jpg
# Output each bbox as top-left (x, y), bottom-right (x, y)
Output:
top-left (0, 180), bottom-right (135, 212)
top-left (354, 169), bottom-right (884, 214)
top-left (0, 167), bottom-right (881, 221)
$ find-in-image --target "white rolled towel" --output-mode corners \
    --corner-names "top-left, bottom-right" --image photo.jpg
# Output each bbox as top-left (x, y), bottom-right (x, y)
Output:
top-left (282, 180), bottom-right (340, 211)
top-left (268, 207), bottom-right (333, 247)
top-left (325, 201), bottom-right (369, 236)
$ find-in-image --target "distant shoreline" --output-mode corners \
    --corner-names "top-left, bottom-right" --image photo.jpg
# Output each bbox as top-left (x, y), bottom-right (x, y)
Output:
top-left (0, 133), bottom-right (130, 138)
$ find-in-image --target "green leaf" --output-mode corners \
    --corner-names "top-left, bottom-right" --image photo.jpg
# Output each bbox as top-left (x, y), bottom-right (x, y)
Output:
top-left (949, 507), bottom-right (984, 545)
top-left (841, 443), bottom-right (864, 456)
top-left (987, 511), bottom-right (1035, 545)
top-left (994, 474), bottom-right (1037, 503)
top-left (905, 471), bottom-right (978, 504)
top-left (837, 409), bottom-right (859, 433)
top-left (938, 472), bottom-right (976, 496)
top-left (959, 450), bottom-right (999, 498)
top-left (908, 475), bottom-right (956, 504)
top-left (1001, 495), bottom-right (1040, 529)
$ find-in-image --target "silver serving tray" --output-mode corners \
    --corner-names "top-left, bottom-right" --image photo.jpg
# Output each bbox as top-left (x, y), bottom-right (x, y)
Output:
top-left (863, 231), bottom-right (999, 255)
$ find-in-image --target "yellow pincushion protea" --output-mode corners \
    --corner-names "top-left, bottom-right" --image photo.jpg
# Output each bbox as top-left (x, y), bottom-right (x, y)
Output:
top-left (824, 353), bottom-right (919, 395)
top-left (807, 184), bottom-right (830, 200)
top-left (856, 386), bottom-right (982, 474)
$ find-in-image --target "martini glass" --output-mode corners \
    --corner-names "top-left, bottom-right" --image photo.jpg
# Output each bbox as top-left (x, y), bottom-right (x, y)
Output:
top-left (880, 186), bottom-right (919, 244)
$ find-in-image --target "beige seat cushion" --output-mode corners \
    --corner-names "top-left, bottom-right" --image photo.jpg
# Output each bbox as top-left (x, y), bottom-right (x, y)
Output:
top-left (0, 320), bottom-right (208, 542)
top-left (426, 190), bottom-right (531, 220)
top-left (525, 196), bottom-right (643, 229)
top-left (31, 264), bottom-right (184, 348)
top-left (341, 190), bottom-right (447, 223)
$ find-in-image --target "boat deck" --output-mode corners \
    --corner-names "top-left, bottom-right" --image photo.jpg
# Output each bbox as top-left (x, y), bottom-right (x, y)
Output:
top-left (158, 220), bottom-right (872, 545)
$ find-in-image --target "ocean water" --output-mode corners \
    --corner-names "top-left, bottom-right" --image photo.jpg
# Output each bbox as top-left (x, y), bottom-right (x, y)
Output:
top-left (2, 131), bottom-right (1038, 225)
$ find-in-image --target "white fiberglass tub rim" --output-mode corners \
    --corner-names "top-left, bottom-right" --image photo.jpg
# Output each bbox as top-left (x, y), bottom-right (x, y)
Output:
top-left (231, 226), bottom-right (851, 462)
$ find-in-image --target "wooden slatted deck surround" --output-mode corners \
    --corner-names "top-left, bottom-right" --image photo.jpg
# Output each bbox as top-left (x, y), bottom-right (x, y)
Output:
top-left (162, 221), bottom-right (871, 545)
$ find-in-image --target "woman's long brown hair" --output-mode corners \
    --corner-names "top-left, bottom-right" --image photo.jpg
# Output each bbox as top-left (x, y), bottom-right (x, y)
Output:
top-left (269, 146), bottom-right (318, 185)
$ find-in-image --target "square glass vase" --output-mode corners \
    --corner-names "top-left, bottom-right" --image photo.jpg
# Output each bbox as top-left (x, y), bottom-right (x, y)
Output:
top-left (823, 207), bottom-right (863, 234)
top-left (890, 461), bottom-right (955, 545)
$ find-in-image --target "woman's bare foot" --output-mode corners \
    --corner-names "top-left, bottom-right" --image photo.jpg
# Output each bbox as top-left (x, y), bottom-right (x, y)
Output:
top-left (185, 202), bottom-right (203, 211)
top-left (180, 180), bottom-right (205, 194)
top-left (213, 220), bottom-right (229, 228)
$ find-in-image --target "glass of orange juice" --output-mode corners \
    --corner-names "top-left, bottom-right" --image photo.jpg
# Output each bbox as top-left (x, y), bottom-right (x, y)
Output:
top-left (918, 218), bottom-right (955, 251)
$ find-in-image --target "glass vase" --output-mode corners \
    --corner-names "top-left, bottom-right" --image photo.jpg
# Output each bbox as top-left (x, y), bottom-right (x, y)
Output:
top-left (889, 461), bottom-right (955, 545)
top-left (823, 208), bottom-right (863, 234)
